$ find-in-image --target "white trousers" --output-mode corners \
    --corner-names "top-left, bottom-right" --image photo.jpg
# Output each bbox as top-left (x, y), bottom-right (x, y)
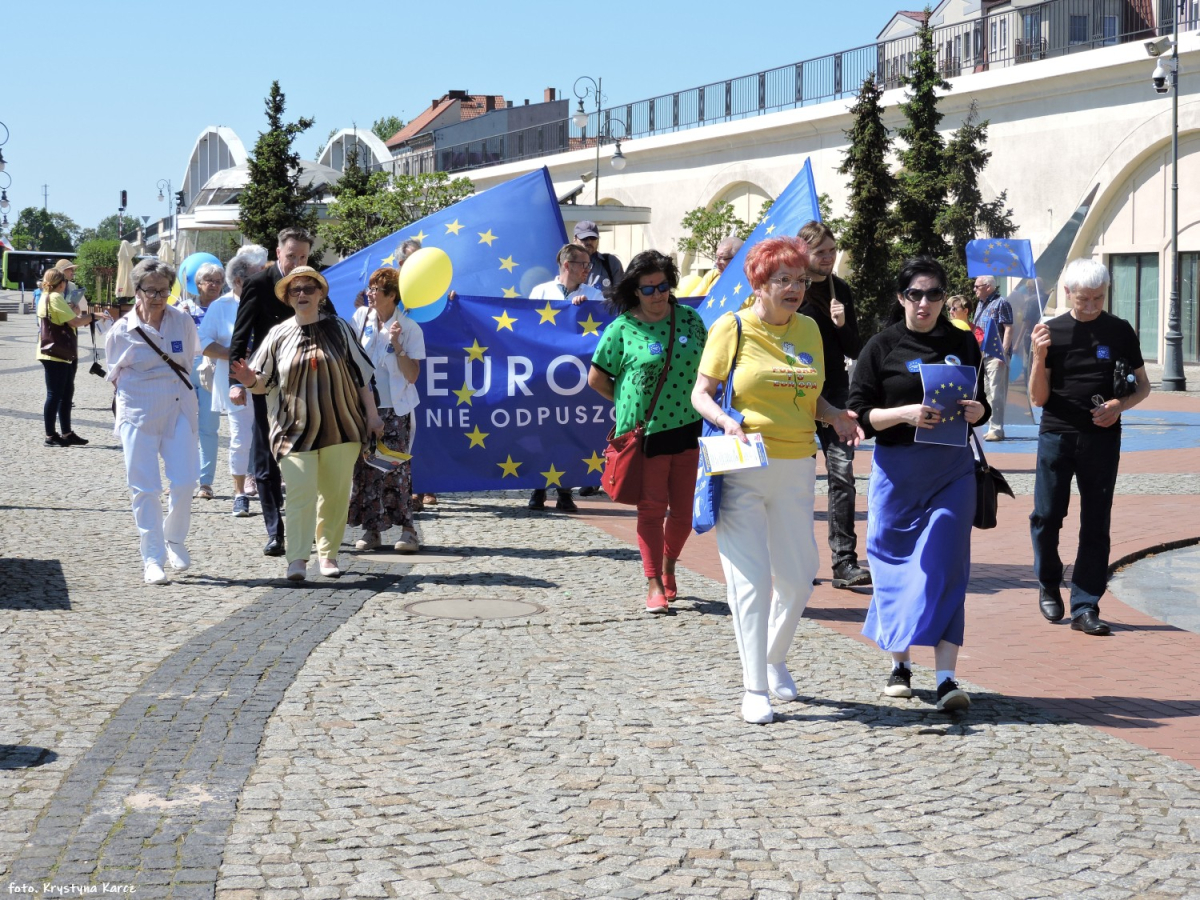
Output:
top-left (983, 357), bottom-right (1008, 431)
top-left (226, 401), bottom-right (255, 477)
top-left (715, 456), bottom-right (819, 692)
top-left (120, 416), bottom-right (199, 566)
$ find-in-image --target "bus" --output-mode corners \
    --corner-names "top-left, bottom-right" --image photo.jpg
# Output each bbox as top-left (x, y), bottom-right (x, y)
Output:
top-left (1, 250), bottom-right (77, 291)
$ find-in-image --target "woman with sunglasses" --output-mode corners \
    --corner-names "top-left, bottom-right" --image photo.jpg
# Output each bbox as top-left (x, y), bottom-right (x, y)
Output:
top-left (691, 238), bottom-right (863, 724)
top-left (230, 267), bottom-right (384, 582)
top-left (589, 251), bottom-right (708, 613)
top-left (847, 257), bottom-right (990, 711)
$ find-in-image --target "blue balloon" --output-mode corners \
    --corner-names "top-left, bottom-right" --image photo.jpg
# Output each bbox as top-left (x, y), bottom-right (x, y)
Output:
top-left (180, 252), bottom-right (222, 294)
top-left (405, 294), bottom-right (448, 323)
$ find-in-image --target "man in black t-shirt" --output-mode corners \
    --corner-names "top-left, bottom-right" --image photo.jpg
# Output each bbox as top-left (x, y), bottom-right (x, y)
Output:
top-left (798, 221), bottom-right (868, 588)
top-left (1028, 259), bottom-right (1151, 636)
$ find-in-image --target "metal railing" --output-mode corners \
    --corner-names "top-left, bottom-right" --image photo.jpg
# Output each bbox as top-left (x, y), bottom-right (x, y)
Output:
top-left (381, 0), bottom-right (1195, 176)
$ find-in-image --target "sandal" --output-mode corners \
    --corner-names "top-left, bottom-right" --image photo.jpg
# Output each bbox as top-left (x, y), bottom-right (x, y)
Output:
top-left (194, 484), bottom-right (214, 500)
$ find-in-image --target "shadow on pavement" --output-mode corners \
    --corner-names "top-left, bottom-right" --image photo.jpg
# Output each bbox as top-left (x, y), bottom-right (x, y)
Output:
top-left (0, 559), bottom-right (70, 610)
top-left (1002, 695), bottom-right (1200, 729)
top-left (448, 545), bottom-right (641, 562)
top-left (0, 745), bottom-right (59, 769)
top-left (407, 572), bottom-right (561, 590)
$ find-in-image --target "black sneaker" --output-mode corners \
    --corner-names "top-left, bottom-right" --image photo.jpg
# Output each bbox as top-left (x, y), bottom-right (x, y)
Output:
top-left (44, 434), bottom-right (68, 447)
top-left (528, 489), bottom-right (547, 510)
top-left (61, 432), bottom-right (89, 446)
top-left (578, 485), bottom-right (601, 497)
top-left (832, 562), bottom-right (872, 589)
top-left (884, 666), bottom-right (913, 698)
top-left (936, 678), bottom-right (970, 711)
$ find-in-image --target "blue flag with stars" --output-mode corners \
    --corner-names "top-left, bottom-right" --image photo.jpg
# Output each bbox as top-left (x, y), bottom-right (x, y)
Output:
top-left (916, 363), bottom-right (978, 447)
top-left (324, 168), bottom-right (568, 320)
top-left (980, 314), bottom-right (1006, 362)
top-left (698, 159), bottom-right (821, 327)
top-left (966, 238), bottom-right (1036, 279)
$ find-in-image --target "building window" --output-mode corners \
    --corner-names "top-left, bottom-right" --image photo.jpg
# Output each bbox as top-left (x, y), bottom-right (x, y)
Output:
top-left (1109, 254), bottom-right (1160, 361)
top-left (1000, 18), bottom-right (1009, 52)
top-left (1069, 15), bottom-right (1088, 45)
top-left (1102, 15), bottom-right (1118, 45)
top-left (1181, 253), bottom-right (1200, 363)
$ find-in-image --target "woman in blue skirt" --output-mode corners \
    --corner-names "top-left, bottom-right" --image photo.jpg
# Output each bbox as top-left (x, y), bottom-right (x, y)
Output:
top-left (847, 257), bottom-right (990, 711)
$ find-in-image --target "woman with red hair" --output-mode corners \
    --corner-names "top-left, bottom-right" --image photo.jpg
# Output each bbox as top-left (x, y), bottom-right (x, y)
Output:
top-left (692, 237), bottom-right (863, 724)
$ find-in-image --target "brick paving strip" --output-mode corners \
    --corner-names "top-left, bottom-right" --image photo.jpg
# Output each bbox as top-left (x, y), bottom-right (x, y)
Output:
top-left (5, 562), bottom-right (407, 898)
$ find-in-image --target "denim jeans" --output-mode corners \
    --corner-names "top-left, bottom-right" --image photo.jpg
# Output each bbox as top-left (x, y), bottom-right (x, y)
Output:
top-left (817, 422), bottom-right (859, 568)
top-left (1030, 430), bottom-right (1122, 616)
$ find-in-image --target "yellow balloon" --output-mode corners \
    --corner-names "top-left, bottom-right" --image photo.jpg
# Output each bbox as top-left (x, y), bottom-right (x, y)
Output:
top-left (168, 279), bottom-right (182, 305)
top-left (677, 273), bottom-right (703, 297)
top-left (398, 247), bottom-right (453, 310)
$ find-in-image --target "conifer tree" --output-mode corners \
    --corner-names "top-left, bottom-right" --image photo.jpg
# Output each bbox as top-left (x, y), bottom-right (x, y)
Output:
top-left (239, 81), bottom-right (319, 255)
top-left (837, 75), bottom-right (897, 336)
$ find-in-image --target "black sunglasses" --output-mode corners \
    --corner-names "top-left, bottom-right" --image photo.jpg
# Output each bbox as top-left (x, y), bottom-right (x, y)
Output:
top-left (637, 282), bottom-right (672, 296)
top-left (902, 288), bottom-right (946, 304)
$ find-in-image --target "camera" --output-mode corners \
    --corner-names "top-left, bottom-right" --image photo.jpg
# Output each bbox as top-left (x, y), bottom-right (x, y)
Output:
top-left (1152, 61), bottom-right (1170, 93)
top-left (1145, 35), bottom-right (1173, 57)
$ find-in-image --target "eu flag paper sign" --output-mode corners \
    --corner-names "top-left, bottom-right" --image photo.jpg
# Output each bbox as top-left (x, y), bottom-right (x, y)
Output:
top-left (966, 238), bottom-right (1036, 279)
top-left (916, 364), bottom-right (978, 447)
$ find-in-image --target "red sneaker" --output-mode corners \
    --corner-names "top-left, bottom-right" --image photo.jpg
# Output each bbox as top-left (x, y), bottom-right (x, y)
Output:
top-left (646, 591), bottom-right (669, 614)
top-left (663, 572), bottom-right (678, 602)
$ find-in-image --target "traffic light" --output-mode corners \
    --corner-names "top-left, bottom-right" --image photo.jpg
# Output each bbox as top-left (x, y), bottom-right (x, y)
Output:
top-left (119, 190), bottom-right (127, 210)
top-left (175, 190), bottom-right (186, 210)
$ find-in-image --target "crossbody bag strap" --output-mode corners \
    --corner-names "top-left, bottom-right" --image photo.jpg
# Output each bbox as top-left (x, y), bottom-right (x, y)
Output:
top-left (642, 307), bottom-right (677, 425)
top-left (134, 326), bottom-right (194, 390)
top-left (723, 313), bottom-right (744, 405)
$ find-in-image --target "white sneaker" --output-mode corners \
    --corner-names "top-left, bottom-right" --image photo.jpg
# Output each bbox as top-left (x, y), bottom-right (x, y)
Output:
top-left (319, 558), bottom-right (341, 578)
top-left (166, 542), bottom-right (191, 571)
top-left (394, 529), bottom-right (420, 553)
top-left (144, 561), bottom-right (170, 585)
top-left (286, 559), bottom-right (307, 582)
top-left (741, 692), bottom-right (774, 724)
top-left (355, 530), bottom-right (381, 551)
top-left (767, 663), bottom-right (798, 702)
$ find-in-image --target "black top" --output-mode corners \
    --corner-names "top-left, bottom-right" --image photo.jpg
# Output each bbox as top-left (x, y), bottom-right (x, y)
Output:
top-left (1039, 311), bottom-right (1143, 435)
top-left (848, 319), bottom-right (991, 446)
top-left (229, 264), bottom-right (292, 363)
top-left (798, 273), bottom-right (861, 404)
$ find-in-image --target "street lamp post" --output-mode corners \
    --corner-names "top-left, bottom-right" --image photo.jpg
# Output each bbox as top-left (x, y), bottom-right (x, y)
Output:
top-left (0, 119), bottom-right (8, 174)
top-left (156, 178), bottom-right (172, 253)
top-left (573, 76), bottom-right (630, 207)
top-left (1157, 1), bottom-right (1187, 391)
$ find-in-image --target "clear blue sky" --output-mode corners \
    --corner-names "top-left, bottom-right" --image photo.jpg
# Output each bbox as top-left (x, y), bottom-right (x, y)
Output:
top-left (3, 0), bottom-right (912, 235)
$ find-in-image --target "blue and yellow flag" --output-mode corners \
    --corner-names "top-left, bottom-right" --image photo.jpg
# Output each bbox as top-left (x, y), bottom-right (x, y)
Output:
top-left (966, 238), bottom-right (1036, 279)
top-left (698, 159), bottom-right (821, 327)
top-left (980, 315), bottom-right (1005, 362)
top-left (324, 168), bottom-right (568, 320)
top-left (915, 363), bottom-right (979, 447)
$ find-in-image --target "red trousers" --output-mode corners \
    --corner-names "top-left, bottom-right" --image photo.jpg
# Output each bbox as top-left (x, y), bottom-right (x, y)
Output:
top-left (636, 448), bottom-right (699, 578)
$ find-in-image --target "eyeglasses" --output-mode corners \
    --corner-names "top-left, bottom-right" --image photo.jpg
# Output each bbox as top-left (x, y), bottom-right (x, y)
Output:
top-left (566, 259), bottom-right (590, 269)
top-left (768, 276), bottom-right (812, 290)
top-left (637, 282), bottom-right (672, 296)
top-left (137, 288), bottom-right (170, 299)
top-left (902, 288), bottom-right (946, 304)
top-left (365, 286), bottom-right (391, 294)
top-left (287, 284), bottom-right (319, 297)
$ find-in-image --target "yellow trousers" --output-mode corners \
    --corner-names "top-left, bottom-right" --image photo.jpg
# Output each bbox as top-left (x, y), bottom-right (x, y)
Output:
top-left (278, 441), bottom-right (362, 563)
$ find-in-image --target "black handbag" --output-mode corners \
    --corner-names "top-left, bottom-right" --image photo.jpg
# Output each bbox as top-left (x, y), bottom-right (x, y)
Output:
top-left (38, 298), bottom-right (78, 363)
top-left (971, 430), bottom-right (1014, 529)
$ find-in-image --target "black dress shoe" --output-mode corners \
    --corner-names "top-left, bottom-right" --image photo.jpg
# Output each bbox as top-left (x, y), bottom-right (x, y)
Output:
top-left (1071, 609), bottom-right (1111, 636)
top-left (1039, 587), bottom-right (1065, 622)
top-left (263, 538), bottom-right (286, 557)
top-left (528, 489), bottom-right (547, 510)
top-left (831, 562), bottom-right (871, 589)
top-left (555, 491), bottom-right (578, 513)
top-left (578, 485), bottom-right (601, 497)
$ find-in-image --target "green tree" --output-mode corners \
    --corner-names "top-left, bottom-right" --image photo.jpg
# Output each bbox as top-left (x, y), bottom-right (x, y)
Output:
top-left (10, 207), bottom-right (79, 252)
top-left (894, 12), bottom-right (951, 262)
top-left (371, 116), bottom-right (405, 143)
top-left (78, 213), bottom-right (140, 244)
top-left (938, 102), bottom-right (1016, 293)
top-left (239, 81), bottom-right (319, 255)
top-left (837, 74), bottom-right (898, 337)
top-left (319, 171), bottom-right (474, 258)
top-left (330, 147), bottom-right (374, 202)
top-left (677, 201), bottom-right (754, 265)
top-left (74, 240), bottom-right (121, 305)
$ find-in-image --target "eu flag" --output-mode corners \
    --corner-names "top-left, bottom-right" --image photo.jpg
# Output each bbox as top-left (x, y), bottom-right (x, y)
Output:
top-left (698, 159), bottom-right (821, 327)
top-left (980, 314), bottom-right (1005, 362)
top-left (916, 363), bottom-right (978, 447)
top-left (966, 238), bottom-right (1036, 279)
top-left (323, 168), bottom-right (568, 321)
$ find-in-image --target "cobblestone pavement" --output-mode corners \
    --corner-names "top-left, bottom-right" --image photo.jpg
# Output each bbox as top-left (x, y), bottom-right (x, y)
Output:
top-left (2, 317), bottom-right (1200, 899)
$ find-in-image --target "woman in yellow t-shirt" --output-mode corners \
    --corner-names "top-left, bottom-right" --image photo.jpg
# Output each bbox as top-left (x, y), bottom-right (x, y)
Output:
top-left (692, 237), bottom-right (863, 725)
top-left (38, 268), bottom-right (102, 447)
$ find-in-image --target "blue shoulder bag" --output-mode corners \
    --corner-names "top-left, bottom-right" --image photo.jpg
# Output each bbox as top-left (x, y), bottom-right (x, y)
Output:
top-left (692, 314), bottom-right (745, 534)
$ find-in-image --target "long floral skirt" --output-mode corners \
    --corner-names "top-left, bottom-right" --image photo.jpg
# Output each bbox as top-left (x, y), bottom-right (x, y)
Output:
top-left (347, 409), bottom-right (415, 534)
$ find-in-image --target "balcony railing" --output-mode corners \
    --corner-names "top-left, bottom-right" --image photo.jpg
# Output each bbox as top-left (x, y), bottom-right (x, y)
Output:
top-left (386, 0), bottom-right (1195, 176)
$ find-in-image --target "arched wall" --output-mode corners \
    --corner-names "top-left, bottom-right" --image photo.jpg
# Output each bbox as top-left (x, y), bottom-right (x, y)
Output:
top-left (181, 127), bottom-right (246, 212)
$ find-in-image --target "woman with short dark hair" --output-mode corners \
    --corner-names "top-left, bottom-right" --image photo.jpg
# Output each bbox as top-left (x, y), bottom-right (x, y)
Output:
top-left (588, 251), bottom-right (708, 613)
top-left (847, 256), bottom-right (990, 711)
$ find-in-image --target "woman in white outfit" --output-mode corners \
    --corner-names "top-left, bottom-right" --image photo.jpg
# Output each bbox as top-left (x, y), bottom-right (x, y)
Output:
top-left (196, 247), bottom-right (266, 517)
top-left (105, 259), bottom-right (201, 585)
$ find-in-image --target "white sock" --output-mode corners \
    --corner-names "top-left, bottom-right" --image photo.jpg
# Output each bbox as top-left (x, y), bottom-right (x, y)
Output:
top-left (936, 669), bottom-right (955, 685)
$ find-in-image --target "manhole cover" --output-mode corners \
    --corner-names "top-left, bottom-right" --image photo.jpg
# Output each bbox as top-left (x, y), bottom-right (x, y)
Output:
top-left (404, 597), bottom-right (544, 620)
top-left (366, 551), bottom-right (465, 564)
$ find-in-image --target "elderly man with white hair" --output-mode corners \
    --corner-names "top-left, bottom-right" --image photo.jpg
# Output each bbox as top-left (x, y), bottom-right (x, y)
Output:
top-left (972, 274), bottom-right (1013, 441)
top-left (1027, 258), bottom-right (1151, 636)
top-left (689, 236), bottom-right (744, 297)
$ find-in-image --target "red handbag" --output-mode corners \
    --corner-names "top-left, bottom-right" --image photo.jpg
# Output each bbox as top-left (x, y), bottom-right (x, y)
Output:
top-left (601, 309), bottom-right (676, 504)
